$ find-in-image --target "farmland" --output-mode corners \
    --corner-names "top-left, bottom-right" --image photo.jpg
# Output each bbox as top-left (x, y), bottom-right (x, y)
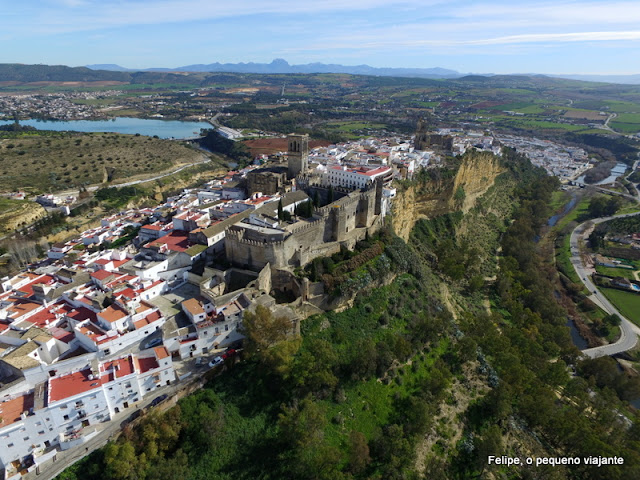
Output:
top-left (0, 131), bottom-right (205, 194)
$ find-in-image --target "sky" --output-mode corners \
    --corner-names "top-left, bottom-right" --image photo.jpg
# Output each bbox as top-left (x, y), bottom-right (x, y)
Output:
top-left (1, 0), bottom-right (639, 75)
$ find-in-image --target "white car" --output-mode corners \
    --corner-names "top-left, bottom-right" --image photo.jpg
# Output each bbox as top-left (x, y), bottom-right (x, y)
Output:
top-left (208, 356), bottom-right (224, 368)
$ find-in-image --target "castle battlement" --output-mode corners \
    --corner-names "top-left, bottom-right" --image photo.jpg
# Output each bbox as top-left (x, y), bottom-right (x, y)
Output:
top-left (235, 237), bottom-right (285, 247)
top-left (290, 218), bottom-right (323, 235)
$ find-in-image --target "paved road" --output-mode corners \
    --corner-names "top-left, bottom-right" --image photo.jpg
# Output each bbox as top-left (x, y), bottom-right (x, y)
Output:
top-left (570, 211), bottom-right (640, 358)
top-left (55, 153), bottom-right (211, 198)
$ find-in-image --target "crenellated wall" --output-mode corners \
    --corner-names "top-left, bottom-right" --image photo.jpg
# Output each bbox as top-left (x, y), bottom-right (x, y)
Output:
top-left (225, 186), bottom-right (382, 271)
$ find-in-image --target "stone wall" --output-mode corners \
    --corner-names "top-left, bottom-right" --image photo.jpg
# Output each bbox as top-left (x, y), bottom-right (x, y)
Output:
top-left (225, 185), bottom-right (382, 271)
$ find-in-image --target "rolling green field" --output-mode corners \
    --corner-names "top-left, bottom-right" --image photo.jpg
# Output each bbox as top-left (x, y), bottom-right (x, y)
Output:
top-left (600, 287), bottom-right (640, 325)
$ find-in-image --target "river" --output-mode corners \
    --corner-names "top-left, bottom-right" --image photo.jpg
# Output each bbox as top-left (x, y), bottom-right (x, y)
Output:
top-left (548, 193), bottom-right (578, 227)
top-left (576, 162), bottom-right (628, 185)
top-left (0, 117), bottom-right (212, 139)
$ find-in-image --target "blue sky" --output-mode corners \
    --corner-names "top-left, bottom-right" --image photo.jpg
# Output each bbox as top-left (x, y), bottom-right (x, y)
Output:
top-left (2, 0), bottom-right (639, 74)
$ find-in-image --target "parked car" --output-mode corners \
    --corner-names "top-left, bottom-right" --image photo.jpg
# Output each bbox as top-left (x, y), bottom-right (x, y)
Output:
top-left (222, 349), bottom-right (237, 360)
top-left (143, 337), bottom-right (163, 349)
top-left (150, 394), bottom-right (168, 407)
top-left (208, 356), bottom-right (224, 368)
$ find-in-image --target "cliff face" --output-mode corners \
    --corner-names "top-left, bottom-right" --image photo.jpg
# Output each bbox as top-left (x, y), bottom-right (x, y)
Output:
top-left (391, 151), bottom-right (505, 241)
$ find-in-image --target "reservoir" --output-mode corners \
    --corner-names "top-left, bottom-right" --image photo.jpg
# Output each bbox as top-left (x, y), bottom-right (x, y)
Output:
top-left (0, 117), bottom-right (212, 139)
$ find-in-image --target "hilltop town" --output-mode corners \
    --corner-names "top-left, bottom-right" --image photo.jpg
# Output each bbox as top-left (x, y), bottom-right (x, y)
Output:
top-left (0, 113), bottom-right (619, 479)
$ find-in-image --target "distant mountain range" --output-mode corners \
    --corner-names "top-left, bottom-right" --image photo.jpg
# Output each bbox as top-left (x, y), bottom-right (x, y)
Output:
top-left (86, 59), bottom-right (466, 79)
top-left (83, 60), bottom-right (640, 84)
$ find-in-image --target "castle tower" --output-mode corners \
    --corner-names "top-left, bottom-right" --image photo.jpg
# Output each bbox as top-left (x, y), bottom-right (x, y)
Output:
top-left (287, 134), bottom-right (309, 179)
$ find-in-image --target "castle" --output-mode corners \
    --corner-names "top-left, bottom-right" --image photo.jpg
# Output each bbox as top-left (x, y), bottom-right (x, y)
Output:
top-left (224, 134), bottom-right (392, 273)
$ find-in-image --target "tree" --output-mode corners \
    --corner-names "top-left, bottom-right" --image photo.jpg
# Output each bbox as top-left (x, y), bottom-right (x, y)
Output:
top-left (277, 199), bottom-right (284, 220)
top-left (241, 305), bottom-right (300, 377)
top-left (348, 430), bottom-right (371, 474)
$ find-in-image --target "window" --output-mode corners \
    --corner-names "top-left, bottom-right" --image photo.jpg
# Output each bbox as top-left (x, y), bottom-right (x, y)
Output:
top-left (39, 431), bottom-right (45, 435)
top-left (8, 443), bottom-right (13, 448)
top-left (63, 415), bottom-right (69, 421)
top-left (23, 436), bottom-right (29, 441)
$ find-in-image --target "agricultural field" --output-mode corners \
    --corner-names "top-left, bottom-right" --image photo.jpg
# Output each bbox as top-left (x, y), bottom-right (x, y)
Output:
top-left (0, 131), bottom-right (205, 193)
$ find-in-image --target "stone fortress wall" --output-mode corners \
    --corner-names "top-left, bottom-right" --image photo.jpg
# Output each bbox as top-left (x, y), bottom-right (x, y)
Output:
top-left (224, 133), bottom-right (388, 273)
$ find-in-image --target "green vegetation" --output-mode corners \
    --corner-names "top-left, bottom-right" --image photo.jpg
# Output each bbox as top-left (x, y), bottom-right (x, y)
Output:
top-left (58, 149), bottom-right (640, 480)
top-left (595, 265), bottom-right (638, 280)
top-left (600, 287), bottom-right (640, 325)
top-left (0, 131), bottom-right (203, 193)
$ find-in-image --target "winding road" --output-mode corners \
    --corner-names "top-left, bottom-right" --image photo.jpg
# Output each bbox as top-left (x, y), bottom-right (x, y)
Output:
top-left (573, 159), bottom-right (640, 357)
top-left (570, 213), bottom-right (640, 358)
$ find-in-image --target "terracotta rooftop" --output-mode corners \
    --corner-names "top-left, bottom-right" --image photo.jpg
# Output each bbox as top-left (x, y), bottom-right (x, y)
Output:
top-left (90, 269), bottom-right (114, 281)
top-left (145, 231), bottom-right (193, 253)
top-left (182, 297), bottom-right (204, 316)
top-left (137, 356), bottom-right (159, 373)
top-left (48, 368), bottom-right (102, 403)
top-left (100, 304), bottom-right (129, 323)
top-left (154, 346), bottom-right (169, 359)
top-left (22, 307), bottom-right (58, 328)
top-left (0, 393), bottom-right (34, 428)
top-left (7, 300), bottom-right (42, 320)
top-left (100, 356), bottom-right (135, 381)
top-left (133, 310), bottom-right (163, 330)
top-left (65, 306), bottom-right (98, 323)
top-left (141, 224), bottom-right (163, 231)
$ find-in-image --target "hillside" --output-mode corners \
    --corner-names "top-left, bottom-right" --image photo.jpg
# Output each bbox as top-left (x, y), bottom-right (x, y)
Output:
top-left (0, 131), bottom-right (205, 194)
top-left (57, 149), bottom-right (640, 480)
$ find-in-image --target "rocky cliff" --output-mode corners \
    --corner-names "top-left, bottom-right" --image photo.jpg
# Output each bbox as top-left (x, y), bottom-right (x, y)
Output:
top-left (391, 151), bottom-right (505, 241)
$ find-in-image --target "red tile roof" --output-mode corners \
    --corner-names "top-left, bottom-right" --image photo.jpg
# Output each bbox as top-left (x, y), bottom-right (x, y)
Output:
top-left (65, 306), bottom-right (98, 323)
top-left (0, 393), bottom-right (34, 428)
top-left (182, 298), bottom-right (204, 316)
top-left (23, 307), bottom-right (57, 328)
top-left (90, 269), bottom-right (114, 281)
top-left (145, 231), bottom-right (193, 253)
top-left (100, 304), bottom-right (129, 323)
top-left (137, 356), bottom-right (159, 373)
top-left (133, 310), bottom-right (163, 330)
top-left (100, 356), bottom-right (135, 380)
top-left (154, 346), bottom-right (169, 360)
top-left (49, 369), bottom-right (101, 403)
top-left (141, 224), bottom-right (163, 231)
top-left (7, 300), bottom-right (42, 319)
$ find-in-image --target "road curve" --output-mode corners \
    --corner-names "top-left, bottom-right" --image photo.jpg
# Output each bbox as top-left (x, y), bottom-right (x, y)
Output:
top-left (570, 211), bottom-right (640, 358)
